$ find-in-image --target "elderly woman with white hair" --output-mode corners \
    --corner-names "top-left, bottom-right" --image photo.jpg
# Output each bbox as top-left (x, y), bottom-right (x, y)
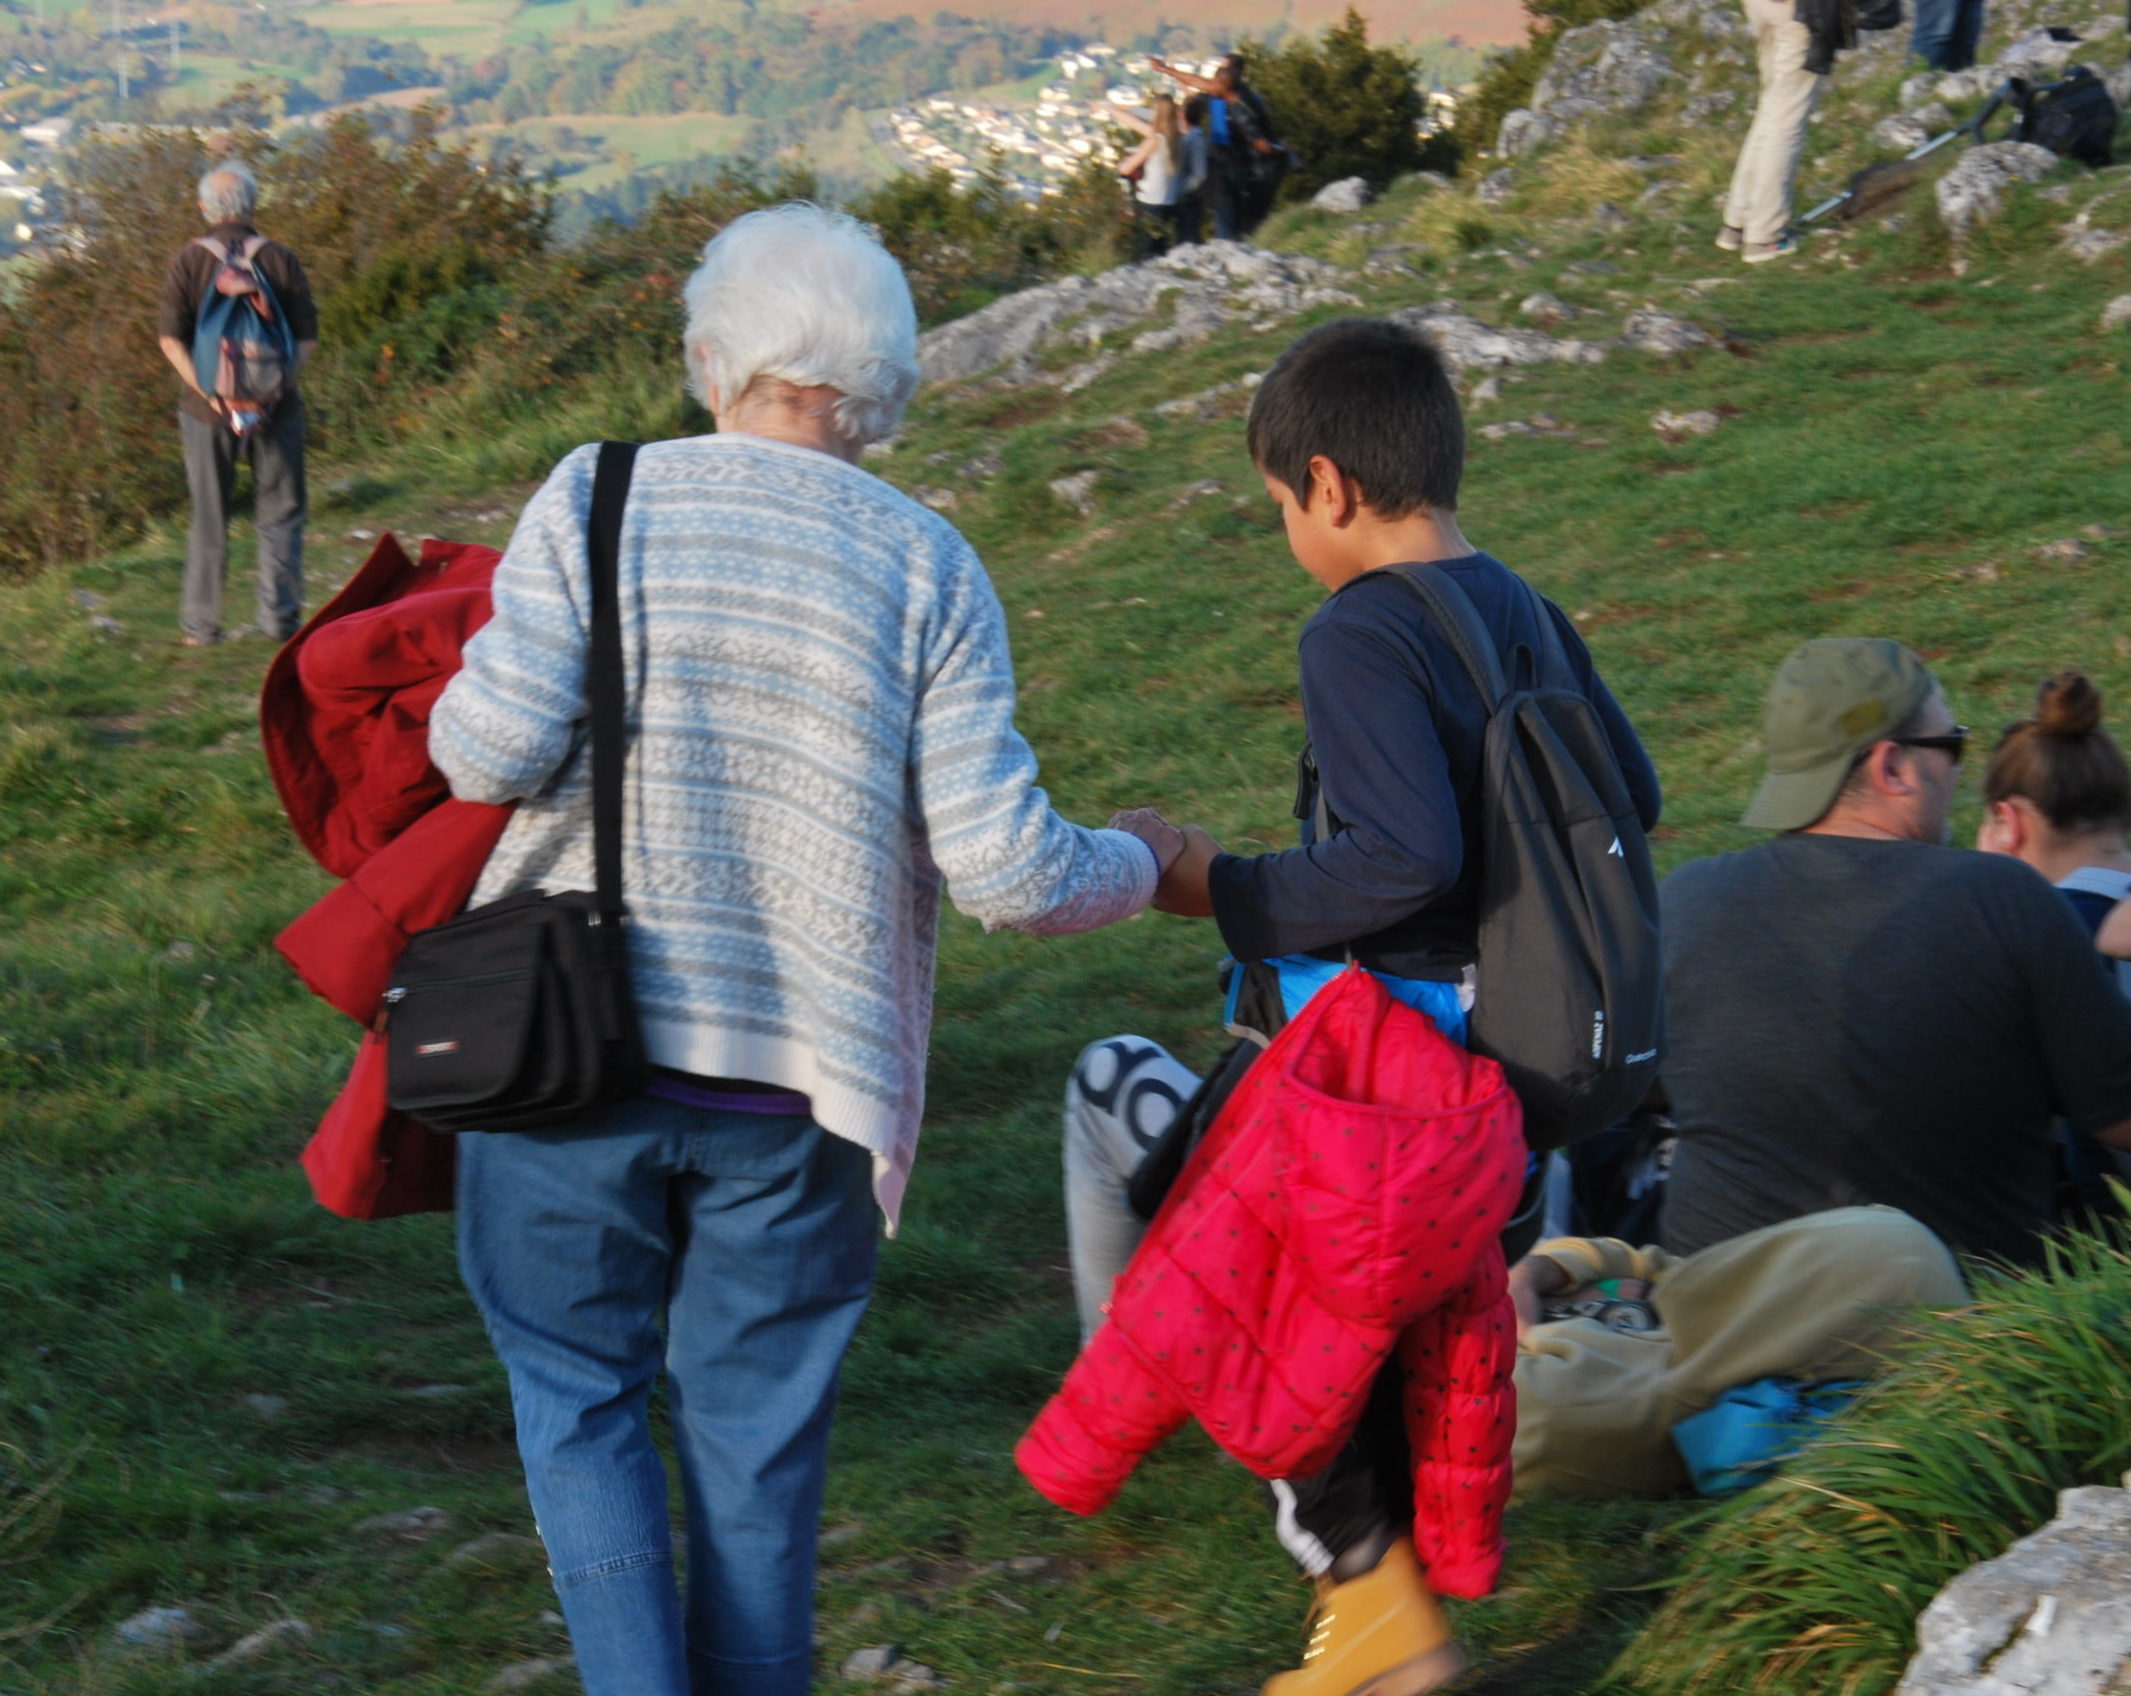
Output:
top-left (429, 204), bottom-right (1171, 1696)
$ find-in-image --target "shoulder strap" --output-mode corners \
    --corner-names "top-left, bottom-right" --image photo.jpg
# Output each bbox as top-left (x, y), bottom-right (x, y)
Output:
top-left (1384, 564), bottom-right (1510, 711)
top-left (588, 441), bottom-right (641, 923)
top-left (239, 234), bottom-right (269, 265)
top-left (1520, 578), bottom-right (1581, 689)
top-left (191, 235), bottom-right (229, 263)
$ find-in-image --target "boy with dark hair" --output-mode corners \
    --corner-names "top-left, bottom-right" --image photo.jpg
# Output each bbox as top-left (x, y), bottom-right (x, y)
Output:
top-left (1069, 316), bottom-right (1661, 1695)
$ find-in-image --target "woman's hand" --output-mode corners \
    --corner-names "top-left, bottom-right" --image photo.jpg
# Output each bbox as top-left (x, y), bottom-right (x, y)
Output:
top-left (1109, 807), bottom-right (1188, 875)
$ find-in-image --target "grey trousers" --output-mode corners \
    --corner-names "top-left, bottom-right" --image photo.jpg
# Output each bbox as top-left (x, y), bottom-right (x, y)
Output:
top-left (180, 397), bottom-right (307, 641)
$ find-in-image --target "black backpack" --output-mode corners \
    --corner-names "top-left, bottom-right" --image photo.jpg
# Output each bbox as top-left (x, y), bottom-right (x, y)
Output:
top-left (1390, 567), bottom-right (1665, 1150)
top-left (2008, 65), bottom-right (2118, 167)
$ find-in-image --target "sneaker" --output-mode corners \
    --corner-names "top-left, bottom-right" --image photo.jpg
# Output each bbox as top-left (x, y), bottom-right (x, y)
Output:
top-left (1261, 1539), bottom-right (1466, 1696)
top-left (1714, 224), bottom-right (1744, 252)
top-left (1742, 232), bottom-right (1801, 263)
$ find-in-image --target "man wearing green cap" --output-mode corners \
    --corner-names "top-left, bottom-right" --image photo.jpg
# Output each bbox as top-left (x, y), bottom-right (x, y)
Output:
top-left (1658, 638), bottom-right (2131, 1268)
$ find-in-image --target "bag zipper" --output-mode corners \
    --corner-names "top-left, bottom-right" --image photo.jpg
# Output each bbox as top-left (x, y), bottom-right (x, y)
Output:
top-left (373, 971), bottom-right (526, 1033)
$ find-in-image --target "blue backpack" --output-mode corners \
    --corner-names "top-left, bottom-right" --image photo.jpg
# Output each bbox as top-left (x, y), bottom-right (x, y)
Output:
top-left (190, 235), bottom-right (296, 424)
top-left (1671, 1377), bottom-right (1867, 1497)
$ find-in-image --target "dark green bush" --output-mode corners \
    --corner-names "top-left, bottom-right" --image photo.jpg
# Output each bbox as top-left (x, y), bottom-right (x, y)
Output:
top-left (1245, 9), bottom-right (1459, 200)
top-left (1621, 1224), bottom-right (2131, 1696)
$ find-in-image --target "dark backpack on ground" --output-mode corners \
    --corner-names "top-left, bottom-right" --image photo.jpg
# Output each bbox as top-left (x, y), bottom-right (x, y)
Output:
top-left (2010, 65), bottom-right (2118, 167)
top-left (1847, 0), bottom-right (1904, 36)
top-left (1389, 566), bottom-right (1664, 1151)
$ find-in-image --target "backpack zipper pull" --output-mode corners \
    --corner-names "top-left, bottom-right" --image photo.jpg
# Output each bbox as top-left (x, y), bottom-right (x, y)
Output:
top-left (374, 985), bottom-right (405, 1033)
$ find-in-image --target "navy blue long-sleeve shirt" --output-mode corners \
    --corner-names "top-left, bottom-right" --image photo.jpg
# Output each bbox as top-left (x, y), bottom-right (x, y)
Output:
top-left (1206, 554), bottom-right (1662, 981)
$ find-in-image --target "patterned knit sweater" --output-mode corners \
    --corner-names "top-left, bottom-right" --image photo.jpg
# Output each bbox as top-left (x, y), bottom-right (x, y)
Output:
top-left (430, 435), bottom-right (1156, 1226)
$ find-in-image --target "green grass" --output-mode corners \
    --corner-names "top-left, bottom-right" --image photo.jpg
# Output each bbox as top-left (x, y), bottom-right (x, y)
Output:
top-left (1623, 1229), bottom-right (2131, 1696)
top-left (6, 35), bottom-right (2131, 1690)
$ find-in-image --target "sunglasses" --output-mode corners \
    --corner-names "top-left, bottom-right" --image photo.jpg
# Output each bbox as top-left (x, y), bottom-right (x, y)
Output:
top-left (1893, 725), bottom-right (1969, 765)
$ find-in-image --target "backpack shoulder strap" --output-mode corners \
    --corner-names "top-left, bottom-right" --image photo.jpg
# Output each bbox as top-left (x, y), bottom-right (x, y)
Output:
top-left (1384, 563), bottom-right (1510, 712)
top-left (587, 441), bottom-right (641, 924)
top-left (1518, 578), bottom-right (1584, 689)
top-left (191, 235), bottom-right (229, 263)
top-left (239, 234), bottom-right (270, 264)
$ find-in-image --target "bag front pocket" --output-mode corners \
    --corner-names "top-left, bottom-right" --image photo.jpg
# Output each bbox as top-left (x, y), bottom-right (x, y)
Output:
top-left (385, 924), bottom-right (549, 1115)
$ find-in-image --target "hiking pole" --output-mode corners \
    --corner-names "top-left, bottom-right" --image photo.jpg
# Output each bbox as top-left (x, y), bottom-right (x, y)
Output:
top-left (1799, 117), bottom-right (1979, 224)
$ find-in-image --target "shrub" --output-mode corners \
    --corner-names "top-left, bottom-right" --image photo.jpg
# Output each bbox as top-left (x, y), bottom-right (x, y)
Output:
top-left (1246, 9), bottom-right (1459, 200)
top-left (1620, 1225), bottom-right (2131, 1696)
top-left (853, 157), bottom-right (1131, 325)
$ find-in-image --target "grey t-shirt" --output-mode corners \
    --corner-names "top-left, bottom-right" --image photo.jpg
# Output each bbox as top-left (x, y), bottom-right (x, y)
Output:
top-left (1659, 835), bottom-right (2131, 1267)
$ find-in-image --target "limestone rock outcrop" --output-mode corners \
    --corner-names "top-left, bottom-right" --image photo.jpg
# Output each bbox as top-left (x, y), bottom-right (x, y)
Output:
top-left (1896, 1475), bottom-right (2131, 1696)
top-left (916, 242), bottom-right (1360, 385)
top-left (1495, 0), bottom-right (1746, 156)
top-left (1935, 141), bottom-right (2059, 240)
top-left (1311, 176), bottom-right (1375, 212)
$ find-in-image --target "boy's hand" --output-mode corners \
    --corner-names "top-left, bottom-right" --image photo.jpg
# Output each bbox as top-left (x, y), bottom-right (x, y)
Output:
top-left (1109, 808), bottom-right (1187, 874)
top-left (1153, 825), bottom-right (1222, 917)
top-left (1506, 1253), bottom-right (1570, 1336)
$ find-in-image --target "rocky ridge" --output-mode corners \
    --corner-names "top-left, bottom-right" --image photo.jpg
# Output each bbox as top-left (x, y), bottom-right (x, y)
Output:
top-left (915, 241), bottom-right (1721, 397)
top-left (907, 0), bottom-right (2131, 421)
top-left (1498, 0), bottom-right (2131, 164)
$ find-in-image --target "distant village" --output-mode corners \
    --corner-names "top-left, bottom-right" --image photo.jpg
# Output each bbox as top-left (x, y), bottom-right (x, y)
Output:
top-left (886, 42), bottom-right (1462, 198)
top-left (887, 45), bottom-right (1200, 199)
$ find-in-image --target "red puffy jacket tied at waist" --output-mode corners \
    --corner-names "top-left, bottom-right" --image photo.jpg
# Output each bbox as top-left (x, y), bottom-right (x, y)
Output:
top-left (259, 533), bottom-right (510, 1221)
top-left (1016, 966), bottom-right (1526, 1600)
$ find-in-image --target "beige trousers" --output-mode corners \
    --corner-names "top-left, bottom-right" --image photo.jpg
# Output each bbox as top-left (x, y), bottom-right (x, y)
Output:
top-left (1722, 0), bottom-right (1828, 246)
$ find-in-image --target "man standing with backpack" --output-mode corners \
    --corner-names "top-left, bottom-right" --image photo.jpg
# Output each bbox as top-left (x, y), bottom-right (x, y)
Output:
top-left (154, 161), bottom-right (317, 648)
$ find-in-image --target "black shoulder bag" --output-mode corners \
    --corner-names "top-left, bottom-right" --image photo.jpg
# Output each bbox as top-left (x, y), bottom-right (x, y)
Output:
top-left (381, 440), bottom-right (650, 1132)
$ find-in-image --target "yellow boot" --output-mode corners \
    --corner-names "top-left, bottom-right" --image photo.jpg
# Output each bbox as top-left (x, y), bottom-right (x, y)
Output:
top-left (1261, 1539), bottom-right (1467, 1696)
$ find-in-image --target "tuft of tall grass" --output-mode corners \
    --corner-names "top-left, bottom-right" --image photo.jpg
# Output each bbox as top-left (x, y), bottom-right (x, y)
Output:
top-left (1619, 1225), bottom-right (2131, 1696)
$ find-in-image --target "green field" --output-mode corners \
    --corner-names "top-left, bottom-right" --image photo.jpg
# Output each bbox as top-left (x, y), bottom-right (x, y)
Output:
top-left (303, 0), bottom-right (520, 50)
top-left (472, 110), bottom-right (760, 188)
top-left (6, 15), bottom-right (2131, 1689)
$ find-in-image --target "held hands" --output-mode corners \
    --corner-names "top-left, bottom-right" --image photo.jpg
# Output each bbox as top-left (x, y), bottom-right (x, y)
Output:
top-left (1107, 809), bottom-right (1224, 918)
top-left (1108, 807), bottom-right (1186, 873)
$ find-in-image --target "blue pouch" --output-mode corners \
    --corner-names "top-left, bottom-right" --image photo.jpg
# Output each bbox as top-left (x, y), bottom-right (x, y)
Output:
top-left (1224, 954), bottom-right (1469, 1045)
top-left (1671, 1377), bottom-right (1867, 1497)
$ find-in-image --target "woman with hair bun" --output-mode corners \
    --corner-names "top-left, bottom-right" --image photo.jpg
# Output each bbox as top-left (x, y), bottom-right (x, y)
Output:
top-left (1977, 669), bottom-right (2131, 1218)
top-left (1977, 670), bottom-right (2131, 945)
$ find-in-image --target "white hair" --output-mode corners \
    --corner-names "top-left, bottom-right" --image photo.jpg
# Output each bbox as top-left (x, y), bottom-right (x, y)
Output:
top-left (198, 162), bottom-right (258, 223)
top-left (682, 203), bottom-right (920, 448)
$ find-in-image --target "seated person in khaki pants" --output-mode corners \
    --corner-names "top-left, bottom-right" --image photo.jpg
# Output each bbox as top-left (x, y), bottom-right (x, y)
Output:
top-left (1508, 1206), bottom-right (1967, 1498)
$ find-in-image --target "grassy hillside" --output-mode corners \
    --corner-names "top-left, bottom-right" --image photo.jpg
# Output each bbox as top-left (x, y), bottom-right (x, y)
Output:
top-left (5, 18), bottom-right (2131, 1691)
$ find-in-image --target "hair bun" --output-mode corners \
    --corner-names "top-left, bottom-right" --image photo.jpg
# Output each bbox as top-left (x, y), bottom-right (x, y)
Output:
top-left (2034, 670), bottom-right (2104, 738)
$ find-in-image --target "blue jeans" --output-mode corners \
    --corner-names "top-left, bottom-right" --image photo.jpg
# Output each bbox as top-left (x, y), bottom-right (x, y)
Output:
top-left (1911, 0), bottom-right (1983, 71)
top-left (458, 1100), bottom-right (878, 1696)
